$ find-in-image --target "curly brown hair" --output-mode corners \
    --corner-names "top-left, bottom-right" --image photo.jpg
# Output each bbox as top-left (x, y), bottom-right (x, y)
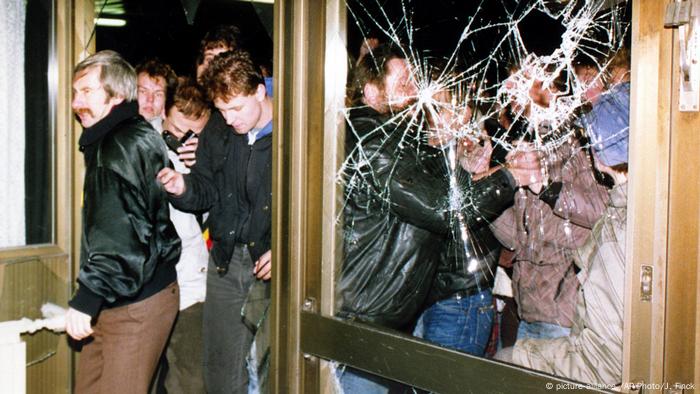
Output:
top-left (201, 50), bottom-right (264, 101)
top-left (166, 76), bottom-right (211, 120)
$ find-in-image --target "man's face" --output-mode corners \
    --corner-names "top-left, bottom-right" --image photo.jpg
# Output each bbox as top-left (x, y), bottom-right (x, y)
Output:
top-left (72, 66), bottom-right (122, 128)
top-left (196, 46), bottom-right (230, 81)
top-left (213, 84), bottom-right (266, 134)
top-left (163, 106), bottom-right (209, 138)
top-left (137, 73), bottom-right (167, 121)
top-left (382, 58), bottom-right (418, 111)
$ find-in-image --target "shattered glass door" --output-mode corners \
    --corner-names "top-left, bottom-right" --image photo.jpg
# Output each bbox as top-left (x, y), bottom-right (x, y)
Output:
top-left (330, 0), bottom-right (631, 391)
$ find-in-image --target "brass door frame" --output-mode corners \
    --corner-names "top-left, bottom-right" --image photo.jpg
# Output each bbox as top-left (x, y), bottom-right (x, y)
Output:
top-left (271, 0), bottom-right (696, 392)
top-left (623, 1), bottom-right (671, 388)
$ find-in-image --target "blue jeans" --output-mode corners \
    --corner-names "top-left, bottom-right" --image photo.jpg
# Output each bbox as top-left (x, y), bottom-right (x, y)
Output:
top-left (417, 289), bottom-right (494, 356)
top-left (336, 365), bottom-right (392, 394)
top-left (516, 320), bottom-right (571, 340)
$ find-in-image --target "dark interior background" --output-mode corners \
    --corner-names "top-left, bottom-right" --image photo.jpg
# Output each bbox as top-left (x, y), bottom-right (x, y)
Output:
top-left (94, 0), bottom-right (273, 78)
top-left (346, 0), bottom-right (631, 84)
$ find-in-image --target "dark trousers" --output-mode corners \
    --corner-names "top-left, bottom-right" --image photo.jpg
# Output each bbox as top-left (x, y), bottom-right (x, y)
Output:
top-left (160, 302), bottom-right (205, 394)
top-left (203, 245), bottom-right (255, 394)
top-left (75, 282), bottom-right (179, 394)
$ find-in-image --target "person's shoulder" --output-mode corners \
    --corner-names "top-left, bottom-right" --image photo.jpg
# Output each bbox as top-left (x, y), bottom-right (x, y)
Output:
top-left (106, 116), bottom-right (161, 149)
top-left (201, 111), bottom-right (230, 137)
top-left (99, 116), bottom-right (166, 171)
top-left (599, 82), bottom-right (630, 107)
top-left (348, 106), bottom-right (384, 126)
top-left (347, 107), bottom-right (395, 146)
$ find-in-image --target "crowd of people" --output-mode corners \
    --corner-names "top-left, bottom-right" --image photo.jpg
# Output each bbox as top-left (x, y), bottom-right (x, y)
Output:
top-left (66, 25), bottom-right (272, 394)
top-left (337, 40), bottom-right (630, 392)
top-left (62, 19), bottom-right (630, 394)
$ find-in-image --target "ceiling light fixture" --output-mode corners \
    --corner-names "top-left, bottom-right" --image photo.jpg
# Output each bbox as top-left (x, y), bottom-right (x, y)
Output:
top-left (95, 17), bottom-right (127, 27)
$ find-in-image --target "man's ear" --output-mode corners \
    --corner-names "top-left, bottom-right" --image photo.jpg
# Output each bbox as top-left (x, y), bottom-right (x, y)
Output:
top-left (255, 83), bottom-right (266, 101)
top-left (363, 83), bottom-right (381, 109)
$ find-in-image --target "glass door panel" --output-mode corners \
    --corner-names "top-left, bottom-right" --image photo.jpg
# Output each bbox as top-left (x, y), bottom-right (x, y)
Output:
top-left (315, 0), bottom-right (633, 392)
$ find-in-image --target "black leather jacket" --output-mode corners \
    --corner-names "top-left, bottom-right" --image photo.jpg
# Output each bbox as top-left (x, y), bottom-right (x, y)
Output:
top-left (170, 112), bottom-right (272, 271)
top-left (336, 107), bottom-right (516, 329)
top-left (427, 217), bottom-right (502, 305)
top-left (70, 102), bottom-right (180, 317)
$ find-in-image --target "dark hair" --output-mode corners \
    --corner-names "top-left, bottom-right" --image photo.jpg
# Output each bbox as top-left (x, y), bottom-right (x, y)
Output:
top-left (166, 76), bottom-right (211, 120)
top-left (201, 50), bottom-right (264, 101)
top-left (607, 47), bottom-right (630, 74)
top-left (347, 44), bottom-right (407, 106)
top-left (572, 51), bottom-right (600, 70)
top-left (200, 25), bottom-right (243, 55)
top-left (610, 162), bottom-right (628, 174)
top-left (573, 47), bottom-right (630, 87)
top-left (135, 58), bottom-right (177, 95)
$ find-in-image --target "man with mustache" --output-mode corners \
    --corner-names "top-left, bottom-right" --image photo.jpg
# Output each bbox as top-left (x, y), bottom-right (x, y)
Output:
top-left (66, 50), bottom-right (181, 393)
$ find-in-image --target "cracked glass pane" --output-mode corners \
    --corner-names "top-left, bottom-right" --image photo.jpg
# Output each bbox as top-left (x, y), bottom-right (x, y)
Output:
top-left (334, 0), bottom-right (631, 390)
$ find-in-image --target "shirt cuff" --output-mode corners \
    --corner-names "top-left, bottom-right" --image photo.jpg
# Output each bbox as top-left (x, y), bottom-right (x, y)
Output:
top-left (68, 283), bottom-right (105, 318)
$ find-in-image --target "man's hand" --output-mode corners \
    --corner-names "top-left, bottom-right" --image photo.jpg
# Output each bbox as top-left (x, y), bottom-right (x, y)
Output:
top-left (459, 138), bottom-right (493, 176)
top-left (177, 136), bottom-right (199, 168)
top-left (427, 128), bottom-right (455, 148)
top-left (157, 167), bottom-right (186, 196)
top-left (357, 38), bottom-right (380, 64)
top-left (505, 147), bottom-right (545, 192)
top-left (253, 250), bottom-right (272, 281)
top-left (65, 307), bottom-right (93, 340)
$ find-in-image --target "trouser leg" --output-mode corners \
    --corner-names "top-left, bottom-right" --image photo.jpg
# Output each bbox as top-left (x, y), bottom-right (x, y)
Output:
top-left (164, 302), bottom-right (205, 394)
top-left (203, 246), bottom-right (255, 394)
top-left (421, 289), bottom-right (494, 356)
top-left (76, 282), bottom-right (179, 394)
top-left (74, 328), bottom-right (104, 393)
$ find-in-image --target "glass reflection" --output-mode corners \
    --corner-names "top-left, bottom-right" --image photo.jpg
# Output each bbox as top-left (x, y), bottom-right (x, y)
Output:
top-left (334, 0), bottom-right (630, 390)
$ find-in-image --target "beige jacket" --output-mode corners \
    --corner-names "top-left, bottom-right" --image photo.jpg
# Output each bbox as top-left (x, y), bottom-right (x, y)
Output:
top-left (511, 182), bottom-right (626, 385)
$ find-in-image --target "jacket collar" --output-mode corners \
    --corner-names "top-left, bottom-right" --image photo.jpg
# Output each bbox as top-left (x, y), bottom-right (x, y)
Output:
top-left (78, 101), bottom-right (139, 152)
top-left (348, 106), bottom-right (387, 123)
top-left (247, 120), bottom-right (273, 145)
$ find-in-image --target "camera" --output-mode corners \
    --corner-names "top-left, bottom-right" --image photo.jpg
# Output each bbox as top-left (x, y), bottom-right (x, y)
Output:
top-left (163, 130), bottom-right (195, 152)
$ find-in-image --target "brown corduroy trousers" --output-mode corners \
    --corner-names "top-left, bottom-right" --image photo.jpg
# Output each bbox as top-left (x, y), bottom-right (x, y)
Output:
top-left (75, 282), bottom-right (179, 394)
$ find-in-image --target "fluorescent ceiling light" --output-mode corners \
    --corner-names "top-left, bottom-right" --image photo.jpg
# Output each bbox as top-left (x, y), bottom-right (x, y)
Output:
top-left (95, 0), bottom-right (125, 15)
top-left (95, 18), bottom-right (127, 27)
